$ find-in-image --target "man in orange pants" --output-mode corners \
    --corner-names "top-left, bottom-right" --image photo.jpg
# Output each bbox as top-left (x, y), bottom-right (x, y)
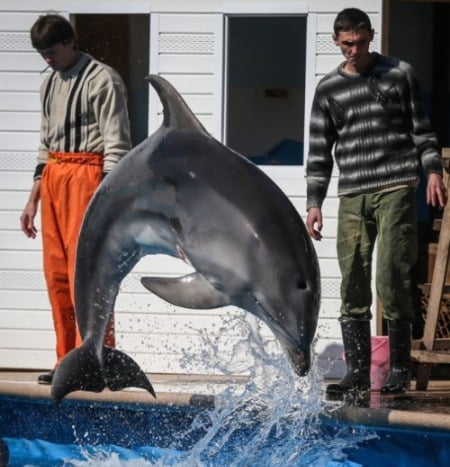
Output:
top-left (20, 14), bottom-right (131, 384)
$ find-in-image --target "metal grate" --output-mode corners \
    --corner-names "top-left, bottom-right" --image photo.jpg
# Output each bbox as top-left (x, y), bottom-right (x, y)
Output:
top-left (0, 32), bottom-right (33, 52)
top-left (159, 33), bottom-right (214, 54)
top-left (0, 271), bottom-right (45, 290)
top-left (316, 33), bottom-right (380, 54)
top-left (322, 278), bottom-right (340, 298)
top-left (0, 152), bottom-right (36, 171)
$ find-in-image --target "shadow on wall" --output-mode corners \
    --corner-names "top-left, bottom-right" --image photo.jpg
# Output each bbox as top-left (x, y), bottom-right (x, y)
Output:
top-left (316, 343), bottom-right (345, 380)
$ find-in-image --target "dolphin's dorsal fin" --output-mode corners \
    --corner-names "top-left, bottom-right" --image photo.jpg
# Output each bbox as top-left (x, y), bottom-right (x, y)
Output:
top-left (141, 272), bottom-right (230, 309)
top-left (147, 74), bottom-right (209, 135)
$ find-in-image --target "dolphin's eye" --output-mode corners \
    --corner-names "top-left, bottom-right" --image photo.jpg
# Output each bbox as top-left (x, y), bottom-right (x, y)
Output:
top-left (297, 280), bottom-right (307, 289)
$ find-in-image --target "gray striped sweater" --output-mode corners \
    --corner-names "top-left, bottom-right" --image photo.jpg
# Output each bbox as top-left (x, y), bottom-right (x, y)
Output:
top-left (34, 53), bottom-right (131, 179)
top-left (306, 53), bottom-right (442, 210)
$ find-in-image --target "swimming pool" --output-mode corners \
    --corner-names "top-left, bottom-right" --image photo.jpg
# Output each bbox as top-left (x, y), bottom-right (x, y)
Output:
top-left (1, 393), bottom-right (449, 466)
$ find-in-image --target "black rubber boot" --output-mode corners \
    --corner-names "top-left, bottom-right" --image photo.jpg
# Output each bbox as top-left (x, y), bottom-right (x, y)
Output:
top-left (326, 320), bottom-right (371, 398)
top-left (37, 369), bottom-right (55, 385)
top-left (381, 321), bottom-right (412, 394)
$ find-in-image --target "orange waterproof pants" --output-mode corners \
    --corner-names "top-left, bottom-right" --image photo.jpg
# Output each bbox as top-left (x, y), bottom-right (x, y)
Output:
top-left (40, 152), bottom-right (115, 363)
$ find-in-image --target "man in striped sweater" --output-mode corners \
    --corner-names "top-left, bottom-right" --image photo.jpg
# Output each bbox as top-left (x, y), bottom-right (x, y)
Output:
top-left (20, 14), bottom-right (131, 384)
top-left (306, 8), bottom-right (447, 397)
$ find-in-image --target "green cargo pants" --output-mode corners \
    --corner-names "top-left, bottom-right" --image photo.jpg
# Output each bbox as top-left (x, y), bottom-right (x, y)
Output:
top-left (337, 187), bottom-right (417, 322)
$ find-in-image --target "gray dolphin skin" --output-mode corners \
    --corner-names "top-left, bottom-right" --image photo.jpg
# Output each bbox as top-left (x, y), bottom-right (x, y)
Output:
top-left (51, 74), bottom-right (321, 404)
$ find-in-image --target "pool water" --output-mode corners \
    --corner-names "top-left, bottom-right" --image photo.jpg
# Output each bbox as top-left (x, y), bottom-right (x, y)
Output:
top-left (1, 394), bottom-right (450, 466)
top-left (1, 319), bottom-right (449, 466)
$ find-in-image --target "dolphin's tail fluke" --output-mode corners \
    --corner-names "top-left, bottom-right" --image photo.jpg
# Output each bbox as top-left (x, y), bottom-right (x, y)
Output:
top-left (103, 347), bottom-right (156, 396)
top-left (51, 342), bottom-right (156, 404)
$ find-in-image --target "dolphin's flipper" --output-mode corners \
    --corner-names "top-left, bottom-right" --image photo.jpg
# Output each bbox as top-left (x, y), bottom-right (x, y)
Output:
top-left (51, 344), bottom-right (106, 404)
top-left (103, 347), bottom-right (156, 397)
top-left (141, 272), bottom-right (231, 309)
top-left (51, 343), bottom-right (156, 404)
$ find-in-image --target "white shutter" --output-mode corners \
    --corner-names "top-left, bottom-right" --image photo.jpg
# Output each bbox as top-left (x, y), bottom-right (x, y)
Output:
top-left (0, 11), bottom-right (68, 370)
top-left (148, 13), bottom-right (224, 140)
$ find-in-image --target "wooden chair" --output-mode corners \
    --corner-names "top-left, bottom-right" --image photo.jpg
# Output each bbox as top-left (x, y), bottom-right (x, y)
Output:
top-left (411, 148), bottom-right (450, 390)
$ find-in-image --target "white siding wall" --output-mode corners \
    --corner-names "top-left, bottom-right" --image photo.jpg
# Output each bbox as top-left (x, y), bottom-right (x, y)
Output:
top-left (0, 0), bottom-right (382, 378)
top-left (0, 9), bottom-right (59, 369)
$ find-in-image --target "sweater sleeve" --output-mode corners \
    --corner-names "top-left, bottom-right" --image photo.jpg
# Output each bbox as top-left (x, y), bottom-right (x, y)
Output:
top-left (306, 87), bottom-right (336, 210)
top-left (91, 70), bottom-right (132, 173)
top-left (401, 61), bottom-right (442, 177)
top-left (34, 74), bottom-right (52, 180)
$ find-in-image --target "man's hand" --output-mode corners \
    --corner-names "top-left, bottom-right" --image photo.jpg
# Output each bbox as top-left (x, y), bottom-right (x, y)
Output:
top-left (20, 202), bottom-right (38, 239)
top-left (427, 173), bottom-right (447, 209)
top-left (306, 206), bottom-right (323, 241)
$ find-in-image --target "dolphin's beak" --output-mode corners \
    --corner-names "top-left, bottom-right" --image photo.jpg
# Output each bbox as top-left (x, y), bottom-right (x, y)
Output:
top-left (286, 346), bottom-right (310, 376)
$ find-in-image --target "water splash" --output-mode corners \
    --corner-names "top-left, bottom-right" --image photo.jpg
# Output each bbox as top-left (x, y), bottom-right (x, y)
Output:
top-left (158, 311), bottom-right (374, 466)
top-left (13, 311), bottom-right (374, 466)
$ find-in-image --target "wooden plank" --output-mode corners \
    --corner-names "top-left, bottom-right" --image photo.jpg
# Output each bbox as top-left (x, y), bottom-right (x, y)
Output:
top-left (422, 175), bottom-right (450, 350)
top-left (160, 73), bottom-right (214, 93)
top-left (308, 238), bottom-right (338, 258)
top-left (0, 309), bottom-right (52, 330)
top-left (0, 191), bottom-right (30, 210)
top-left (316, 11), bottom-right (381, 32)
top-left (433, 219), bottom-right (442, 231)
top-left (411, 349), bottom-right (450, 364)
top-left (421, 283), bottom-right (450, 297)
top-left (0, 170), bottom-right (35, 190)
top-left (0, 52), bottom-right (47, 72)
top-left (0, 211), bottom-right (24, 230)
top-left (0, 92), bottom-right (40, 111)
top-left (0, 329), bottom-right (55, 349)
top-left (442, 147), bottom-right (450, 158)
top-left (415, 363), bottom-right (432, 391)
top-left (0, 230), bottom-right (43, 251)
top-left (0, 349), bottom-right (54, 370)
top-left (315, 54), bottom-right (343, 75)
top-left (0, 12), bottom-right (42, 31)
top-left (412, 338), bottom-right (450, 351)
top-left (158, 55), bottom-right (214, 73)
top-left (159, 14), bottom-right (219, 33)
top-left (0, 111), bottom-right (40, 131)
top-left (0, 72), bottom-right (42, 91)
top-left (0, 130), bottom-right (39, 150)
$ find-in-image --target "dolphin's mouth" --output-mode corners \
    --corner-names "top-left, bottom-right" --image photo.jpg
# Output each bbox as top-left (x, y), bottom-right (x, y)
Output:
top-left (286, 346), bottom-right (310, 376)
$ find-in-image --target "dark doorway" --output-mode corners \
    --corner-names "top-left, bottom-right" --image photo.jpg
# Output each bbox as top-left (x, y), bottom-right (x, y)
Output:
top-left (73, 14), bottom-right (150, 147)
top-left (226, 16), bottom-right (307, 166)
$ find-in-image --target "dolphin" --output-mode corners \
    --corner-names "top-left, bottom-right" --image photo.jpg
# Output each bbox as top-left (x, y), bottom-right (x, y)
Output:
top-left (51, 74), bottom-right (321, 404)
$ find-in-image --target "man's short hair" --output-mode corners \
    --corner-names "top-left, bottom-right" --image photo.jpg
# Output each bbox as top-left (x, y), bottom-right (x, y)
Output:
top-left (30, 14), bottom-right (77, 50)
top-left (333, 8), bottom-right (373, 35)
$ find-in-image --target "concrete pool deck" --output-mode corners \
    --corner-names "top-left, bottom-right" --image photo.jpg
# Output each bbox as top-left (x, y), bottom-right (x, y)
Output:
top-left (1, 370), bottom-right (450, 432)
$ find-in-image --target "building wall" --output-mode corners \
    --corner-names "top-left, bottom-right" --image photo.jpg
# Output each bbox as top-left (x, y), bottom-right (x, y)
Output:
top-left (0, 0), bottom-right (382, 377)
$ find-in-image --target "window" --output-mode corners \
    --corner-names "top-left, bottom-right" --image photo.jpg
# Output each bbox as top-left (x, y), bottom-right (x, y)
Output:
top-left (225, 16), bottom-right (307, 166)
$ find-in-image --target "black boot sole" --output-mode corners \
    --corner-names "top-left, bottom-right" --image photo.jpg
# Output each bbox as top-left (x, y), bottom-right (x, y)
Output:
top-left (37, 370), bottom-right (55, 385)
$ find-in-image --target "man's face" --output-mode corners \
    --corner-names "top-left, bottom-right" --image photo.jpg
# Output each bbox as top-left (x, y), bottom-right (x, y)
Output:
top-left (333, 29), bottom-right (374, 72)
top-left (37, 40), bottom-right (77, 72)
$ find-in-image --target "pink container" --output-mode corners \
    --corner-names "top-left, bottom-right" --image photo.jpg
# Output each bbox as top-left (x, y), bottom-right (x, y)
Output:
top-left (370, 336), bottom-right (390, 391)
top-left (341, 336), bottom-right (390, 391)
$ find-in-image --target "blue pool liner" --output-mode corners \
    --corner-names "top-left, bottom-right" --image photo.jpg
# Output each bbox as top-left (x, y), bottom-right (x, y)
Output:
top-left (2, 437), bottom-right (185, 466)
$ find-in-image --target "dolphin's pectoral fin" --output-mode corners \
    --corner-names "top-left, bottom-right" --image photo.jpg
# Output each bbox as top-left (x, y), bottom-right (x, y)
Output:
top-left (103, 347), bottom-right (156, 397)
top-left (51, 344), bottom-right (105, 404)
top-left (141, 272), bottom-right (231, 309)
